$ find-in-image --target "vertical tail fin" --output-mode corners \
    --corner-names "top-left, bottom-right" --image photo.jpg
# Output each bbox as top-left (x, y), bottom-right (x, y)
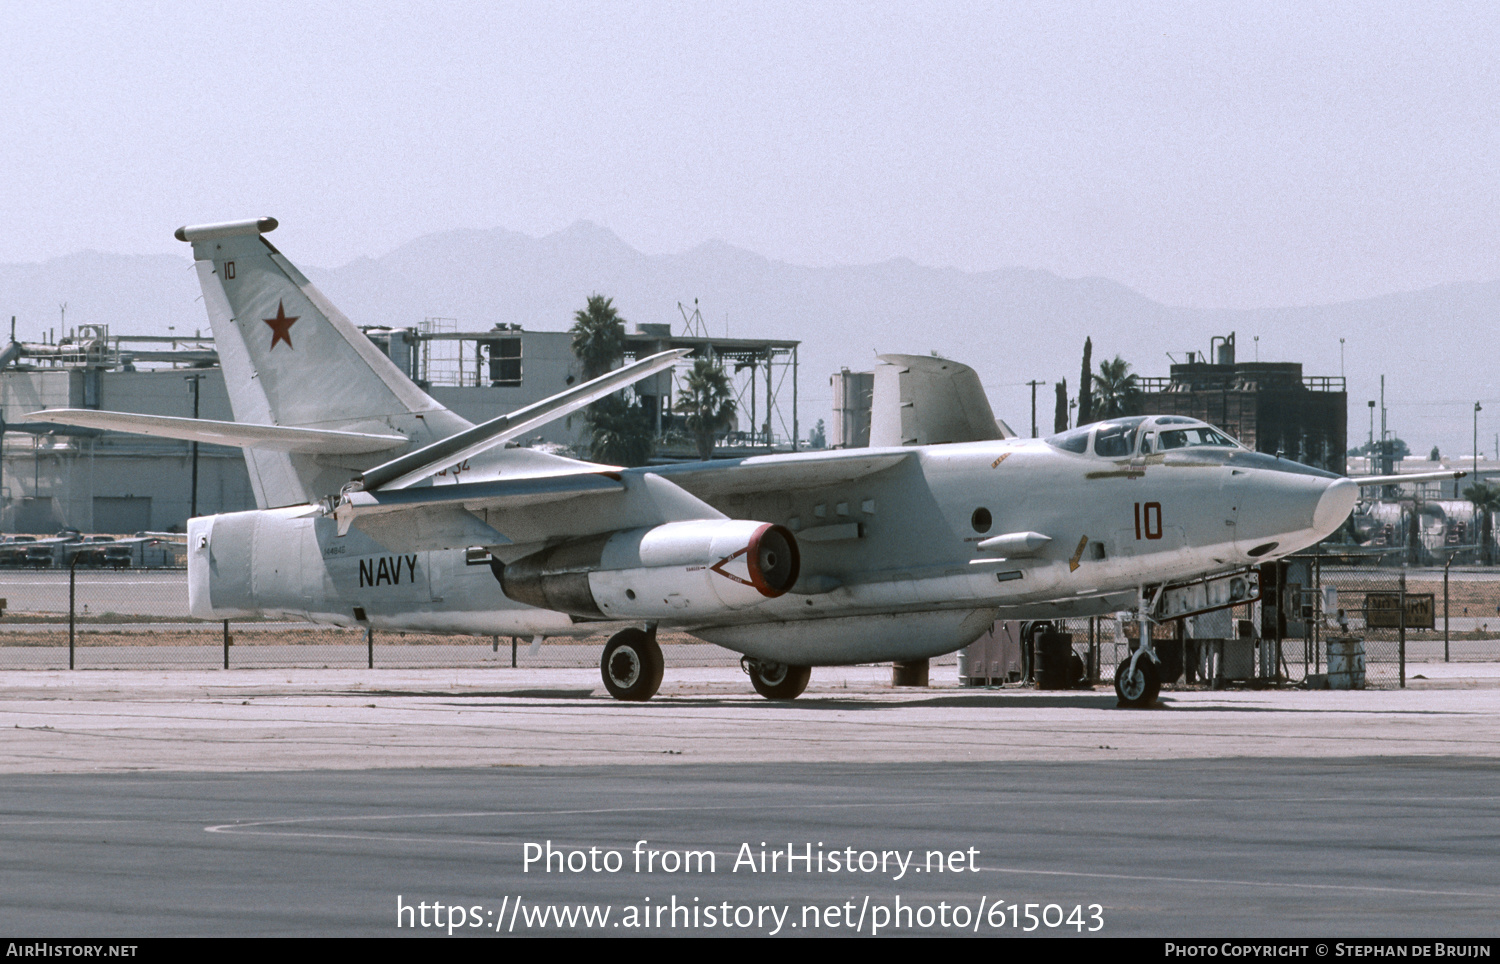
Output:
top-left (176, 218), bottom-right (472, 508)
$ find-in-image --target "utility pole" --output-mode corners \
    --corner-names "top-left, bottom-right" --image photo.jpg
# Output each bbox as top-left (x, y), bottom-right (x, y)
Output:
top-left (1, 317), bottom-right (9, 512)
top-left (1027, 380), bottom-right (1045, 438)
top-left (185, 373), bottom-right (204, 518)
top-left (1475, 401), bottom-right (1483, 485)
top-left (1380, 376), bottom-right (1388, 476)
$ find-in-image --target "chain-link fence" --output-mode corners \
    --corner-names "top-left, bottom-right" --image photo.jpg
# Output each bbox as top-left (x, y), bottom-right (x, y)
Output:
top-left (5, 562), bottom-right (1494, 683)
top-left (0, 567), bottom-right (756, 670)
top-left (1302, 558), bottom-right (1500, 683)
top-left (1039, 557), bottom-right (1500, 690)
top-left (0, 566), bottom-right (965, 674)
top-left (992, 615), bottom-right (1298, 690)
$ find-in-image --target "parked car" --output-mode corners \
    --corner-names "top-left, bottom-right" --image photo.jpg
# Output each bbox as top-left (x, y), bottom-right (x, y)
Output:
top-left (25, 543), bottom-right (58, 568)
top-left (102, 542), bottom-right (138, 568)
top-left (0, 536), bottom-right (37, 566)
top-left (67, 536), bottom-right (116, 567)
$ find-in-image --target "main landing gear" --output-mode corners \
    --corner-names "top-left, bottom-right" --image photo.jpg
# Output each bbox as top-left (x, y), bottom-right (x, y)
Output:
top-left (742, 658), bottom-right (812, 700)
top-left (601, 628), bottom-right (663, 702)
top-left (597, 630), bottom-right (813, 703)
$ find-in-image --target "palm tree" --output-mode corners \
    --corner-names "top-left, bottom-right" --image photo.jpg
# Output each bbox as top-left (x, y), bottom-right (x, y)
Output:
top-left (569, 294), bottom-right (653, 465)
top-left (570, 294), bottom-right (625, 380)
top-left (1092, 356), bottom-right (1139, 419)
top-left (1464, 482), bottom-right (1500, 564)
top-left (585, 395), bottom-right (656, 466)
top-left (674, 357), bottom-right (738, 461)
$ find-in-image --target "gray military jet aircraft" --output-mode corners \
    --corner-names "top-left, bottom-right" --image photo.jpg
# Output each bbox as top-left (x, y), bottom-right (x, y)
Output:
top-left (34, 218), bottom-right (1450, 706)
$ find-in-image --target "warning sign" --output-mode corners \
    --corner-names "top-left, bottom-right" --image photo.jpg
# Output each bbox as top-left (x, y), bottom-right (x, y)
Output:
top-left (1365, 593), bottom-right (1435, 630)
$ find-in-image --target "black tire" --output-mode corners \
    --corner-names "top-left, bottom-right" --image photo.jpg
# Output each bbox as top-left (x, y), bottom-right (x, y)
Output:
top-left (749, 661), bottom-right (811, 700)
top-left (1114, 656), bottom-right (1161, 708)
top-left (600, 629), bottom-right (664, 702)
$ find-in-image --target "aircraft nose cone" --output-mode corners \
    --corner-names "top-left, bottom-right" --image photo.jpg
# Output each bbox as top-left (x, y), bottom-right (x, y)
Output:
top-left (1313, 478), bottom-right (1358, 535)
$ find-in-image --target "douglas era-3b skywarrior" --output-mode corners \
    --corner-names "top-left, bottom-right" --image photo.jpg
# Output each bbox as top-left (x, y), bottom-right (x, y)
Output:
top-left (32, 218), bottom-right (1454, 706)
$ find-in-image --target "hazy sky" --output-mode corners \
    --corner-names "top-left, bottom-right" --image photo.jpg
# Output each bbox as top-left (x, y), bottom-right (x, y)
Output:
top-left (3, 1), bottom-right (1498, 310)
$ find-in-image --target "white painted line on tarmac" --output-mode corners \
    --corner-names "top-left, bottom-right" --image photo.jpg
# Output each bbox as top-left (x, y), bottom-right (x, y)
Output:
top-left (984, 864), bottom-right (1500, 900)
top-left (203, 800), bottom-right (938, 838)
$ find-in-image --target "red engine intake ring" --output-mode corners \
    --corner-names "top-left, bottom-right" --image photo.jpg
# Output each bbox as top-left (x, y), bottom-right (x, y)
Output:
top-left (744, 523), bottom-right (801, 598)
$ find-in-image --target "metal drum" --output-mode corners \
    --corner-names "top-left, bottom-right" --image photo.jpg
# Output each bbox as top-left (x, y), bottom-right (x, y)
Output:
top-left (1327, 637), bottom-right (1366, 690)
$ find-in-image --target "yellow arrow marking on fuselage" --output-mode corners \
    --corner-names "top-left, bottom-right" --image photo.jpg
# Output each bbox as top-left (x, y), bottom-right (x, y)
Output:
top-left (1069, 535), bottom-right (1089, 572)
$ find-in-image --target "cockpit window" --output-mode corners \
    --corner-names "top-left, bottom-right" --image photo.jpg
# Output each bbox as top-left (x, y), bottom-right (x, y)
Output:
top-left (1158, 427), bottom-right (1237, 450)
top-left (1046, 425), bottom-right (1091, 453)
top-left (1093, 418), bottom-right (1146, 457)
top-left (1047, 417), bottom-right (1151, 456)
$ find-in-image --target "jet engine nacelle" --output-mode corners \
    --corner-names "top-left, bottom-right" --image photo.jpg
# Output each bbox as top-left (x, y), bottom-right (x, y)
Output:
top-left (500, 520), bottom-right (800, 620)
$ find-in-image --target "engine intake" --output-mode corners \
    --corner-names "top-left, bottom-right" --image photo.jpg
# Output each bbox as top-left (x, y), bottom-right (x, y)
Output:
top-left (500, 520), bottom-right (800, 619)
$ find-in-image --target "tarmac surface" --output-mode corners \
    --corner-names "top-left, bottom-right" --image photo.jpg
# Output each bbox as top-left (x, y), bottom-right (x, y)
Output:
top-left (3, 663), bottom-right (1499, 937)
top-left (0, 569), bottom-right (191, 616)
top-left (2, 663), bottom-right (1500, 771)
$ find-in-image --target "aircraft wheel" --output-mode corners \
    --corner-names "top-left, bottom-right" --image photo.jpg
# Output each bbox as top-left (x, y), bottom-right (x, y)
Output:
top-left (1114, 657), bottom-right (1160, 708)
top-left (600, 629), bottom-right (663, 702)
top-left (748, 661), bottom-right (811, 700)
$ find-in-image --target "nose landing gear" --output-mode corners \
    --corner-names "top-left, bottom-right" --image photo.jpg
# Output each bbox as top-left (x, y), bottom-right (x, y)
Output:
top-left (1115, 584), bottom-right (1163, 708)
top-left (1114, 654), bottom-right (1161, 708)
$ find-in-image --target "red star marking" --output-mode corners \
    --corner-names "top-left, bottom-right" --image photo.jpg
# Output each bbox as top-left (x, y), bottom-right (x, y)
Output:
top-left (262, 300), bottom-right (299, 350)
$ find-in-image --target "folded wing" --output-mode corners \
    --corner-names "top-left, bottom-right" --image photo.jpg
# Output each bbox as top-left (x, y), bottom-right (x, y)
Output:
top-left (25, 410), bottom-right (407, 455)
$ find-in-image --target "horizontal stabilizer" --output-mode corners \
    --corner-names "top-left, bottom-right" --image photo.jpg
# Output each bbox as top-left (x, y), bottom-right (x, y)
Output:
top-left (22, 409), bottom-right (408, 454)
top-left (359, 349), bottom-right (691, 491)
top-left (175, 217), bottom-right (279, 242)
top-left (1353, 470), bottom-right (1467, 487)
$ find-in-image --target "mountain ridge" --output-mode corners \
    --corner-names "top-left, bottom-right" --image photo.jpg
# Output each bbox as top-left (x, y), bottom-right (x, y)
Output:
top-left (0, 224), bottom-right (1489, 451)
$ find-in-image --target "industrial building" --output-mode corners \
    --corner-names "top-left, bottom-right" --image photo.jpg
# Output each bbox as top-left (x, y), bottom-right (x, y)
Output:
top-left (828, 368), bottom-right (873, 448)
top-left (1, 320), bottom-right (802, 534)
top-left (832, 335), bottom-right (1347, 472)
top-left (1129, 334), bottom-right (1347, 474)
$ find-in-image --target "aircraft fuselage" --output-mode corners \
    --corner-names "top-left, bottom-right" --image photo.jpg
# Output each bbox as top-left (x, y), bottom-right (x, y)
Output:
top-left (189, 425), bottom-right (1355, 666)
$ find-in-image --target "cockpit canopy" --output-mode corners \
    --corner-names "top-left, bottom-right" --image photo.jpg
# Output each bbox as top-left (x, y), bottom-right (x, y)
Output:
top-left (1046, 415), bottom-right (1241, 459)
